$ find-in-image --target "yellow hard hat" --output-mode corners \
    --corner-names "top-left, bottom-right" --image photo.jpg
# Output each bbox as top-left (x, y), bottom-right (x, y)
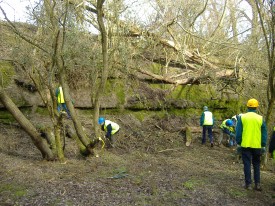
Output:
top-left (247, 98), bottom-right (259, 108)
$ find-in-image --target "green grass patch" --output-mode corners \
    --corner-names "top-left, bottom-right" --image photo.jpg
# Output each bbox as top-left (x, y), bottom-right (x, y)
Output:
top-left (228, 188), bottom-right (247, 198)
top-left (182, 179), bottom-right (205, 190)
top-left (0, 61), bottom-right (15, 88)
top-left (0, 110), bottom-right (16, 123)
top-left (132, 110), bottom-right (151, 122)
top-left (163, 189), bottom-right (188, 200)
top-left (0, 183), bottom-right (27, 198)
top-left (35, 107), bottom-right (50, 116)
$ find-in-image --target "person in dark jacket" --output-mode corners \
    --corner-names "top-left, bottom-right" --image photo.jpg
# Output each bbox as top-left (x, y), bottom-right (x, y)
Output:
top-left (200, 106), bottom-right (215, 147)
top-left (236, 98), bottom-right (267, 191)
top-left (268, 126), bottom-right (275, 191)
top-left (268, 126), bottom-right (275, 159)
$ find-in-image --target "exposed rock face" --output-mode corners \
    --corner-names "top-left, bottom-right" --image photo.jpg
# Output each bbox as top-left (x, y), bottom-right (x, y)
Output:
top-left (1, 76), bottom-right (239, 118)
top-left (1, 78), bottom-right (190, 110)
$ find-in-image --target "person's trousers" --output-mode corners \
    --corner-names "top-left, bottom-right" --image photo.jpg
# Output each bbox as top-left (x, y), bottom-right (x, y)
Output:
top-left (241, 147), bottom-right (261, 186)
top-left (107, 129), bottom-right (120, 145)
top-left (219, 132), bottom-right (235, 146)
top-left (202, 125), bottom-right (213, 144)
top-left (58, 103), bottom-right (71, 117)
top-left (218, 132), bottom-right (230, 145)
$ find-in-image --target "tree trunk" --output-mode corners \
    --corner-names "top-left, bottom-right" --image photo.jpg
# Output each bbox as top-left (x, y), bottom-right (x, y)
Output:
top-left (48, 0), bottom-right (95, 156)
top-left (54, 114), bottom-right (66, 162)
top-left (62, 79), bottom-right (95, 155)
top-left (93, 0), bottom-right (109, 138)
top-left (0, 89), bottom-right (54, 160)
top-left (65, 124), bottom-right (87, 153)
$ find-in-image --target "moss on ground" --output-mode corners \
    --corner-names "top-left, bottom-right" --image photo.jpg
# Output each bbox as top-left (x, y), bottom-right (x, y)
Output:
top-left (0, 110), bottom-right (16, 123)
top-left (0, 184), bottom-right (27, 198)
top-left (0, 61), bottom-right (15, 88)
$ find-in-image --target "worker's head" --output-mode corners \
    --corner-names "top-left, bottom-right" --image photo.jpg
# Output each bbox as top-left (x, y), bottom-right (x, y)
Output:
top-left (226, 119), bottom-right (234, 127)
top-left (246, 98), bottom-right (259, 108)
top-left (98, 117), bottom-right (105, 125)
top-left (203, 106), bottom-right (208, 111)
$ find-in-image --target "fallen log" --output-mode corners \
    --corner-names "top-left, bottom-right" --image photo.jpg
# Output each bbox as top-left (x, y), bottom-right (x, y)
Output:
top-left (182, 126), bottom-right (222, 147)
top-left (182, 126), bottom-right (221, 134)
top-left (138, 68), bottom-right (235, 85)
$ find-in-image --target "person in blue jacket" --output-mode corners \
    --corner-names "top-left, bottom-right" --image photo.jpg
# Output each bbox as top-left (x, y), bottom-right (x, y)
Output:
top-left (268, 126), bottom-right (275, 159)
top-left (200, 106), bottom-right (215, 147)
top-left (219, 119), bottom-right (235, 146)
top-left (55, 86), bottom-right (71, 118)
top-left (98, 117), bottom-right (120, 148)
top-left (236, 98), bottom-right (267, 191)
top-left (268, 126), bottom-right (275, 191)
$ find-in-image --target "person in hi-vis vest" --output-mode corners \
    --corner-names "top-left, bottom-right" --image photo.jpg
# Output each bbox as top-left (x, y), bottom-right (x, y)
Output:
top-left (236, 98), bottom-right (267, 191)
top-left (98, 117), bottom-right (120, 148)
top-left (219, 119), bottom-right (236, 147)
top-left (55, 86), bottom-right (71, 118)
top-left (200, 106), bottom-right (215, 147)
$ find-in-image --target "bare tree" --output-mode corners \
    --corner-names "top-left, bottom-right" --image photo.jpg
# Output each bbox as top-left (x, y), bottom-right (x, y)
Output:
top-left (1, 0), bottom-right (273, 162)
top-left (0, 0), bottom-right (99, 160)
top-left (0, 88), bottom-right (55, 160)
top-left (254, 0), bottom-right (275, 127)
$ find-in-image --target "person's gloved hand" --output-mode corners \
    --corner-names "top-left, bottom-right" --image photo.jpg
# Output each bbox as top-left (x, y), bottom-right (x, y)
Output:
top-left (105, 134), bottom-right (111, 139)
top-left (261, 147), bottom-right (266, 155)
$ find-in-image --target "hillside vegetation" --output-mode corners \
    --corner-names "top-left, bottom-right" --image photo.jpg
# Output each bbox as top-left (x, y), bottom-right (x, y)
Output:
top-left (0, 1), bottom-right (275, 204)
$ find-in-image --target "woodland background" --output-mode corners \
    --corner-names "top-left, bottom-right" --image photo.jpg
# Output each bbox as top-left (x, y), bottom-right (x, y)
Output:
top-left (0, 0), bottom-right (275, 205)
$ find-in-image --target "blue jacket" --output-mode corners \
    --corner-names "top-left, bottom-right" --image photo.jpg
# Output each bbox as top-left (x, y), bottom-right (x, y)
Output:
top-left (268, 127), bottom-right (275, 154)
top-left (236, 108), bottom-right (267, 147)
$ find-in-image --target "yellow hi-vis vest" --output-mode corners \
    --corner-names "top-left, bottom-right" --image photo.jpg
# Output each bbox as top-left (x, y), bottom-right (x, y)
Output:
top-left (104, 120), bottom-right (120, 135)
top-left (241, 112), bottom-right (263, 148)
top-left (220, 119), bottom-right (234, 132)
top-left (203, 111), bottom-right (213, 126)
top-left (57, 87), bottom-right (65, 104)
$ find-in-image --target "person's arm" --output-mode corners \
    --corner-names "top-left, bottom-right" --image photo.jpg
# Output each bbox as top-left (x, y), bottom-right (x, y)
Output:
top-left (105, 124), bottom-right (112, 138)
top-left (55, 88), bottom-right (59, 97)
top-left (223, 128), bottom-right (231, 135)
top-left (235, 117), bottom-right (243, 145)
top-left (269, 131), bottom-right (275, 154)
top-left (261, 120), bottom-right (267, 147)
top-left (200, 113), bottom-right (204, 126)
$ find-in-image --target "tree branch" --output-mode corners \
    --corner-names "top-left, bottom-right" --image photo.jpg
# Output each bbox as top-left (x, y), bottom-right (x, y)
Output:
top-left (0, 6), bottom-right (49, 54)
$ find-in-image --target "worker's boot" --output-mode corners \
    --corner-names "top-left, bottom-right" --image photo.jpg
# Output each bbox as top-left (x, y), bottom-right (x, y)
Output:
top-left (254, 184), bottom-right (262, 191)
top-left (244, 184), bottom-right (252, 190)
